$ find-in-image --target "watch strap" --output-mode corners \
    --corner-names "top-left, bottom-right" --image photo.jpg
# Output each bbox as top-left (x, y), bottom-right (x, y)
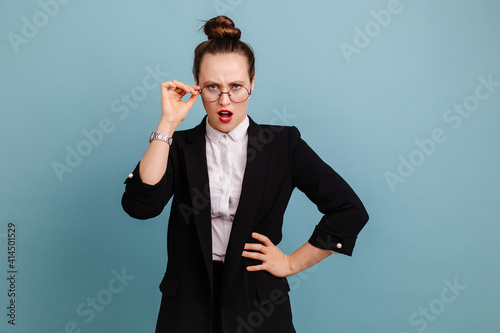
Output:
top-left (149, 132), bottom-right (173, 145)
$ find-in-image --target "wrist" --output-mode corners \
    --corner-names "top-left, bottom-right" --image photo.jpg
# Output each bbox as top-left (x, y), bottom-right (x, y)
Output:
top-left (286, 254), bottom-right (297, 276)
top-left (156, 119), bottom-right (178, 137)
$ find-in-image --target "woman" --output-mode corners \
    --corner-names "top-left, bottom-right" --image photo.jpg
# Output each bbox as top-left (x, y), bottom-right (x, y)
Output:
top-left (122, 15), bottom-right (369, 333)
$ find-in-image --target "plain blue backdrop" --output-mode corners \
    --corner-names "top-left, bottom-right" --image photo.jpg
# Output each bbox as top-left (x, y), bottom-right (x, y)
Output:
top-left (1, 0), bottom-right (499, 332)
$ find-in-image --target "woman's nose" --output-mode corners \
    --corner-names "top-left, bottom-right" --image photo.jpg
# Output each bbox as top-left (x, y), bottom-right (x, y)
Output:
top-left (218, 92), bottom-right (231, 105)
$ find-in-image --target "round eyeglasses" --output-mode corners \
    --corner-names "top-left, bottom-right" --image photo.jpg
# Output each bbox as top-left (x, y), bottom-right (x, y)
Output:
top-left (199, 85), bottom-right (251, 103)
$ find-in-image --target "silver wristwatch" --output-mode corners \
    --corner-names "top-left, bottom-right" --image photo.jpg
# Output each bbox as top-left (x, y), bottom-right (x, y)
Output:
top-left (149, 132), bottom-right (173, 145)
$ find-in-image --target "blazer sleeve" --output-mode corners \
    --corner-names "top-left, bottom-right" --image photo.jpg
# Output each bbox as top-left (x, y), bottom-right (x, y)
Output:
top-left (121, 156), bottom-right (175, 220)
top-left (288, 126), bottom-right (369, 256)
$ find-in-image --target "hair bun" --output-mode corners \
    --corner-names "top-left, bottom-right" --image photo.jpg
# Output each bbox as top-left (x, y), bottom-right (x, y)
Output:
top-left (203, 15), bottom-right (241, 41)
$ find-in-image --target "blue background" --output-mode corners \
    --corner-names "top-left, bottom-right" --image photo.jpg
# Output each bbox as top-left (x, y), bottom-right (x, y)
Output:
top-left (1, 0), bottom-right (499, 332)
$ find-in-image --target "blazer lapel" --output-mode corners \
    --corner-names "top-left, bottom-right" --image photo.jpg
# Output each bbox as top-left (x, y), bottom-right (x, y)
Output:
top-left (182, 117), bottom-right (214, 287)
top-left (222, 118), bottom-right (270, 295)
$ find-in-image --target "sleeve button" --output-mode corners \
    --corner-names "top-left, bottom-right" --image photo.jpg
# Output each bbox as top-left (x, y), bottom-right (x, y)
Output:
top-left (336, 243), bottom-right (342, 249)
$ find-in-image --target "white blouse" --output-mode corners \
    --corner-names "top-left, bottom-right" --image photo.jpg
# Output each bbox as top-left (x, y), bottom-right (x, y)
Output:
top-left (205, 116), bottom-right (249, 262)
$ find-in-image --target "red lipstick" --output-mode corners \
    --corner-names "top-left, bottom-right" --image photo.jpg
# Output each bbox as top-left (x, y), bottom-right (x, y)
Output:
top-left (218, 110), bottom-right (233, 123)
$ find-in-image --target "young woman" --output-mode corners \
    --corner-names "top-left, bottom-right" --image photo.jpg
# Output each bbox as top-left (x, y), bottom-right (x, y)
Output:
top-left (122, 15), bottom-right (369, 333)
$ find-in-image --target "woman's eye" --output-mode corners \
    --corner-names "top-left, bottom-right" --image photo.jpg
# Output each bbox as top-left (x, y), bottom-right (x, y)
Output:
top-left (232, 84), bottom-right (242, 90)
top-left (207, 85), bottom-right (217, 90)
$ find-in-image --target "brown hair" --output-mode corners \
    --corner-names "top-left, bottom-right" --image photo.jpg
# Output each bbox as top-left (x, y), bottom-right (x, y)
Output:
top-left (193, 16), bottom-right (255, 82)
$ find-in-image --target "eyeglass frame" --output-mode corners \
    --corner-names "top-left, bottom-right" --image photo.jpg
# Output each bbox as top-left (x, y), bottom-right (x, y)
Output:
top-left (198, 84), bottom-right (252, 103)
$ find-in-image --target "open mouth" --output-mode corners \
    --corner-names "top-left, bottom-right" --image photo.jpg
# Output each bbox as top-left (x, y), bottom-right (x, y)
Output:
top-left (218, 110), bottom-right (233, 123)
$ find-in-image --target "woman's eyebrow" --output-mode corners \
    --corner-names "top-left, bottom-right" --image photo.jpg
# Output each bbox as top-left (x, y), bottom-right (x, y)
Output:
top-left (202, 80), bottom-right (219, 86)
top-left (202, 80), bottom-right (246, 86)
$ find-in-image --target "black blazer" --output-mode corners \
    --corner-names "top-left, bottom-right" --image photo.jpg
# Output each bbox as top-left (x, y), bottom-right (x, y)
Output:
top-left (122, 116), bottom-right (368, 332)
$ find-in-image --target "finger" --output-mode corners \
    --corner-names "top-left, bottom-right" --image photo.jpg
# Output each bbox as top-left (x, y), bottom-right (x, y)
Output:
top-left (170, 83), bottom-right (188, 96)
top-left (161, 81), bottom-right (183, 97)
top-left (172, 80), bottom-right (197, 95)
top-left (246, 263), bottom-right (265, 272)
top-left (182, 83), bottom-right (200, 95)
top-left (251, 232), bottom-right (272, 246)
top-left (243, 243), bottom-right (265, 252)
top-left (161, 81), bottom-right (176, 92)
top-left (163, 83), bottom-right (186, 99)
top-left (162, 82), bottom-right (191, 101)
top-left (189, 84), bottom-right (201, 94)
top-left (184, 93), bottom-right (199, 109)
top-left (241, 250), bottom-right (265, 261)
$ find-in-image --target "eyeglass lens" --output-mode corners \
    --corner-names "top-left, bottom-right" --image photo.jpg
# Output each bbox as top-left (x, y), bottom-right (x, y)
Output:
top-left (201, 86), bottom-right (250, 103)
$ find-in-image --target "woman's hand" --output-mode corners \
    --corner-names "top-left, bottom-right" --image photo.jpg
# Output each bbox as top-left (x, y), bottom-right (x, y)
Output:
top-left (160, 80), bottom-right (200, 127)
top-left (242, 232), bottom-right (293, 278)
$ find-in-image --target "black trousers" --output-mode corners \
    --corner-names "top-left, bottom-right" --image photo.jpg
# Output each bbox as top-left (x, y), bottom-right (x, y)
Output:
top-left (212, 260), bottom-right (224, 333)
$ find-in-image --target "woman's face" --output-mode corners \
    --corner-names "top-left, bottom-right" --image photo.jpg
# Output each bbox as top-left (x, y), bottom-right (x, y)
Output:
top-left (196, 53), bottom-right (255, 133)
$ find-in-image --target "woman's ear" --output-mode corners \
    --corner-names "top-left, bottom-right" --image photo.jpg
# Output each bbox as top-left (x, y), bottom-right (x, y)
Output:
top-left (194, 77), bottom-right (198, 86)
top-left (250, 75), bottom-right (255, 92)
